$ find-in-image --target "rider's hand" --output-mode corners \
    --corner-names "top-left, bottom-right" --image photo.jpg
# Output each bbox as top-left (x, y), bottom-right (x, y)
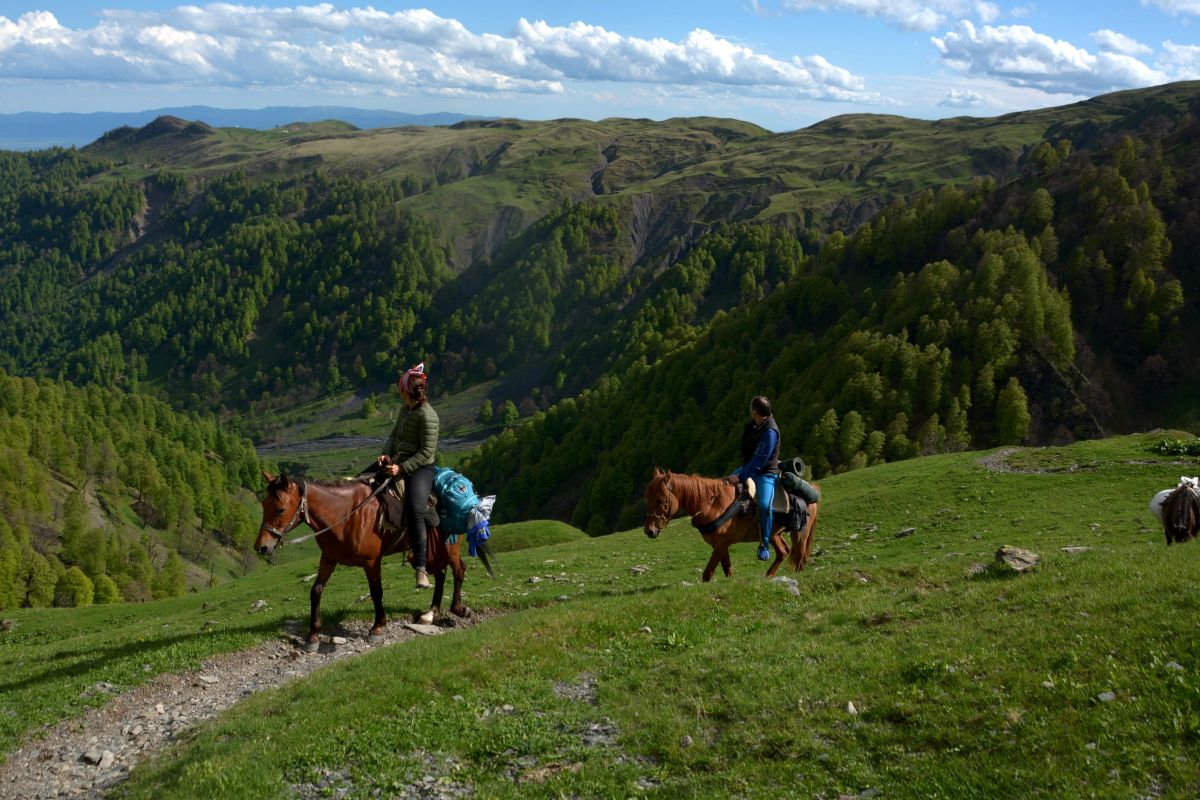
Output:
top-left (377, 454), bottom-right (388, 465)
top-left (385, 463), bottom-right (402, 476)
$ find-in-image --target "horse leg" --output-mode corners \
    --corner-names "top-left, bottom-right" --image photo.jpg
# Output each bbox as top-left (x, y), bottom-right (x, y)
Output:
top-left (765, 529), bottom-right (787, 578)
top-left (719, 547), bottom-right (733, 578)
top-left (305, 555), bottom-right (337, 653)
top-left (701, 548), bottom-right (721, 582)
top-left (366, 560), bottom-right (386, 643)
top-left (417, 570), bottom-right (442, 625)
top-left (448, 548), bottom-right (470, 619)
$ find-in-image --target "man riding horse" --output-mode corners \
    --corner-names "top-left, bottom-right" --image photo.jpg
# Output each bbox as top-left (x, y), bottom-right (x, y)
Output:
top-left (726, 395), bottom-right (782, 562)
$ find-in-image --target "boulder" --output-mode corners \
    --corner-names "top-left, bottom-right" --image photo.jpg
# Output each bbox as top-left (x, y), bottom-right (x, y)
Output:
top-left (995, 545), bottom-right (1040, 572)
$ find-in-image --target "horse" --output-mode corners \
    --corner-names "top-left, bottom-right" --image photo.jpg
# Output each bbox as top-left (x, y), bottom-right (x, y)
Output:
top-left (1158, 483), bottom-right (1200, 545)
top-left (255, 472), bottom-right (473, 652)
top-left (643, 469), bottom-right (820, 581)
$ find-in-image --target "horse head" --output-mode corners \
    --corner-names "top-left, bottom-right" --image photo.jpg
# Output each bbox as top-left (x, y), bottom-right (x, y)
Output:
top-left (643, 468), bottom-right (679, 539)
top-left (256, 472), bottom-right (306, 556)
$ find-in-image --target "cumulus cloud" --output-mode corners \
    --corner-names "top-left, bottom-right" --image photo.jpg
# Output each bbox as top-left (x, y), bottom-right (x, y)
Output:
top-left (932, 21), bottom-right (1168, 95)
top-left (1141, 0), bottom-right (1200, 15)
top-left (781, 0), bottom-right (998, 32)
top-left (939, 87), bottom-right (989, 106)
top-left (1160, 41), bottom-right (1200, 78)
top-left (1091, 29), bottom-right (1153, 56)
top-left (0, 5), bottom-right (877, 102)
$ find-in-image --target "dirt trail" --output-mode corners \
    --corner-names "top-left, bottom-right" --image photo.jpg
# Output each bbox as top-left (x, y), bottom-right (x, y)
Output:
top-left (0, 613), bottom-right (490, 799)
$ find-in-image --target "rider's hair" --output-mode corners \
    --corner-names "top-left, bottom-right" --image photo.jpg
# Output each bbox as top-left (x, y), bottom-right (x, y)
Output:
top-left (751, 396), bottom-right (772, 417)
top-left (404, 374), bottom-right (428, 405)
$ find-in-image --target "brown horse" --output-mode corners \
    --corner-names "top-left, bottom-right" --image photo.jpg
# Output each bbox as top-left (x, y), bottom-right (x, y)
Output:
top-left (643, 469), bottom-right (820, 581)
top-left (255, 473), bottom-right (471, 652)
top-left (1161, 484), bottom-right (1200, 545)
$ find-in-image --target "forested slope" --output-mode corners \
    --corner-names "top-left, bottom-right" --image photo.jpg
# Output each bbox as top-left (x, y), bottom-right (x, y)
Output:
top-left (0, 372), bottom-right (261, 609)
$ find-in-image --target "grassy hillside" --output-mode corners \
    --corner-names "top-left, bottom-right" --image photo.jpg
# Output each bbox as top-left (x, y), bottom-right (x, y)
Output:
top-left (3, 434), bottom-right (1198, 796)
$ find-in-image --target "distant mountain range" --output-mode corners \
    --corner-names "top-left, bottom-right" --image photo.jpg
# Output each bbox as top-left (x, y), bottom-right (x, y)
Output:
top-left (0, 106), bottom-right (484, 150)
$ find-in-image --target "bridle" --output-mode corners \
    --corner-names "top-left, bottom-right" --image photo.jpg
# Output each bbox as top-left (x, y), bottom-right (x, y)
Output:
top-left (259, 477), bottom-right (395, 547)
top-left (645, 478), bottom-right (679, 532)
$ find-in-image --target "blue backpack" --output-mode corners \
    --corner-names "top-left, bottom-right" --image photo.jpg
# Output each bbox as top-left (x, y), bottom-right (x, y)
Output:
top-left (433, 466), bottom-right (481, 537)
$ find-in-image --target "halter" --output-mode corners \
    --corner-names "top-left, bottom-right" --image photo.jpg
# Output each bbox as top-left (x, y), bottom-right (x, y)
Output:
top-left (260, 477), bottom-right (397, 546)
top-left (259, 479), bottom-right (311, 541)
top-left (646, 475), bottom-right (721, 532)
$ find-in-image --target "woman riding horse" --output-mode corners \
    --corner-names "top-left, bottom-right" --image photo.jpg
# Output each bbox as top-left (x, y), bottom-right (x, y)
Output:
top-left (727, 395), bottom-right (783, 562)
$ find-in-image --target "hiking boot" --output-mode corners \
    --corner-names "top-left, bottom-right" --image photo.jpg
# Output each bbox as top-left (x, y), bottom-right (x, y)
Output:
top-left (415, 568), bottom-right (431, 589)
top-left (757, 543), bottom-right (771, 561)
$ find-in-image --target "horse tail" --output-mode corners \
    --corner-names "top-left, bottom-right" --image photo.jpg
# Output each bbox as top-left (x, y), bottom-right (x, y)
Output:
top-left (788, 484), bottom-right (820, 571)
top-left (476, 540), bottom-right (498, 579)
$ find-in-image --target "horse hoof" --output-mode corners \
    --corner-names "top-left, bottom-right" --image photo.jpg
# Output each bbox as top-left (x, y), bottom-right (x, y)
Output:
top-left (456, 606), bottom-right (472, 619)
top-left (368, 632), bottom-right (384, 644)
top-left (303, 639), bottom-right (320, 654)
top-left (417, 611), bottom-right (435, 625)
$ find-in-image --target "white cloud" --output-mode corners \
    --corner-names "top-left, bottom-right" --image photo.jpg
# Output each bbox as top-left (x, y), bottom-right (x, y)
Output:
top-left (1091, 29), bottom-right (1153, 56)
top-left (781, 0), bottom-right (998, 32)
top-left (938, 87), bottom-right (989, 106)
top-left (1160, 41), bottom-right (1200, 78)
top-left (932, 21), bottom-right (1168, 95)
top-left (0, 6), bottom-right (878, 102)
top-left (1141, 0), bottom-right (1200, 15)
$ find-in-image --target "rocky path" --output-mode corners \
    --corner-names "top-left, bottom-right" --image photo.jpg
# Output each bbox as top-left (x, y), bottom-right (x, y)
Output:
top-left (0, 614), bottom-right (487, 799)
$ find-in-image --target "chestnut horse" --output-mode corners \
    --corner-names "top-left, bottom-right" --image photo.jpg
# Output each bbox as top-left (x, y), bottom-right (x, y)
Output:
top-left (643, 469), bottom-right (820, 581)
top-left (255, 473), bottom-right (472, 652)
top-left (1160, 484), bottom-right (1200, 545)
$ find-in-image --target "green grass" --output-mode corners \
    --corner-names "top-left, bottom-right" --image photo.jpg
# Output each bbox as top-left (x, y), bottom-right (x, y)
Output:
top-left (486, 520), bottom-right (589, 553)
top-left (5, 434), bottom-right (1200, 797)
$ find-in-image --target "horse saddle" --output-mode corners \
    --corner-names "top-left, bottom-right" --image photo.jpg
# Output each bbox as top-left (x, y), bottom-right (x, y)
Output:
top-left (744, 478), bottom-right (793, 515)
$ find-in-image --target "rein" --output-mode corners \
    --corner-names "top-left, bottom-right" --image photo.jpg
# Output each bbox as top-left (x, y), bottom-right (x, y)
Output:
top-left (261, 477), bottom-right (394, 547)
top-left (693, 491), bottom-right (745, 536)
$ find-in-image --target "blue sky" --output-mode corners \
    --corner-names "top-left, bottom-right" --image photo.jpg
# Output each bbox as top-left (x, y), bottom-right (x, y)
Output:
top-left (1, 0), bottom-right (1197, 130)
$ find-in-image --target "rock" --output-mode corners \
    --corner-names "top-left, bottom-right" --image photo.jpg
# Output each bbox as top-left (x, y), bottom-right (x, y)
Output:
top-left (97, 751), bottom-right (114, 770)
top-left (639, 626), bottom-right (652, 634)
top-left (1085, 742), bottom-right (1097, 750)
top-left (557, 595), bottom-right (569, 601)
top-left (863, 523), bottom-right (878, 532)
top-left (895, 527), bottom-right (917, 538)
top-left (353, 594), bottom-right (370, 603)
top-left (501, 704), bottom-right (515, 714)
top-left (0, 619), bottom-right (14, 632)
top-left (198, 675), bottom-right (219, 685)
top-left (849, 533), bottom-right (859, 541)
top-left (680, 735), bottom-right (694, 748)
top-left (965, 563), bottom-right (988, 577)
top-left (403, 623), bottom-right (444, 636)
top-left (769, 576), bottom-right (801, 595)
top-left (300, 573), bottom-right (317, 582)
top-left (250, 599), bottom-right (268, 612)
top-left (846, 701), bottom-right (859, 715)
top-left (81, 749), bottom-right (103, 765)
top-left (331, 636), bottom-right (348, 645)
top-left (1097, 691), bottom-right (1116, 702)
top-left (131, 724), bottom-right (143, 737)
top-left (1060, 546), bottom-right (1092, 554)
top-left (630, 565), bottom-right (649, 576)
top-left (1166, 661), bottom-right (1184, 671)
top-left (1042, 681), bottom-right (1054, 689)
top-left (452, 694), bottom-right (465, 702)
top-left (995, 545), bottom-right (1040, 572)
top-left (527, 576), bottom-right (542, 584)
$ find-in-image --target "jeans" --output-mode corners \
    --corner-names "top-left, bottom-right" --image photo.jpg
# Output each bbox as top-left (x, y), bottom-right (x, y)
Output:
top-left (404, 464), bottom-right (436, 570)
top-left (755, 472), bottom-right (777, 546)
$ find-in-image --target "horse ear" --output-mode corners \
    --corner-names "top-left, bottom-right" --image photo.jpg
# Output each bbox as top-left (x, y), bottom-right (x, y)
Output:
top-left (262, 471), bottom-right (275, 484)
top-left (654, 467), bottom-right (663, 477)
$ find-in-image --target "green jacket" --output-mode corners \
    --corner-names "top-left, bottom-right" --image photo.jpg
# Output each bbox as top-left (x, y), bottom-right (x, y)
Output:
top-left (384, 401), bottom-right (439, 474)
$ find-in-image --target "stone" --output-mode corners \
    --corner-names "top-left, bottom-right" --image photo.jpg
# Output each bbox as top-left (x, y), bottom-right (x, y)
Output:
top-left (300, 573), bottom-right (317, 582)
top-left (846, 701), bottom-right (858, 715)
top-left (402, 623), bottom-right (444, 636)
top-left (680, 735), bottom-right (694, 748)
top-left (557, 595), bottom-right (569, 601)
top-left (1166, 661), bottom-right (1184, 671)
top-left (0, 619), bottom-right (14, 632)
top-left (995, 545), bottom-right (1040, 572)
top-left (1097, 691), bottom-right (1116, 702)
top-left (198, 675), bottom-right (219, 685)
top-left (97, 751), bottom-right (114, 770)
top-left (331, 636), bottom-right (348, 645)
top-left (155, 703), bottom-right (165, 715)
top-left (81, 750), bottom-right (103, 765)
top-left (527, 576), bottom-right (541, 584)
top-left (639, 626), bottom-right (652, 634)
top-left (250, 599), bottom-right (268, 612)
top-left (895, 527), bottom-right (917, 538)
top-left (630, 565), bottom-right (649, 576)
top-left (1060, 546), bottom-right (1092, 555)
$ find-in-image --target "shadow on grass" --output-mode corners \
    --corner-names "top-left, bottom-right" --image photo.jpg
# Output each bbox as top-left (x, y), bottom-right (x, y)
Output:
top-left (967, 562), bottom-right (1023, 582)
top-left (0, 617), bottom-right (287, 695)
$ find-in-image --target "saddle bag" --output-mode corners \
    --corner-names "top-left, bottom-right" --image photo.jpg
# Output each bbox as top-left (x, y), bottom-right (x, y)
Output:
top-left (779, 470), bottom-right (820, 505)
top-left (433, 466), bottom-right (482, 537)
